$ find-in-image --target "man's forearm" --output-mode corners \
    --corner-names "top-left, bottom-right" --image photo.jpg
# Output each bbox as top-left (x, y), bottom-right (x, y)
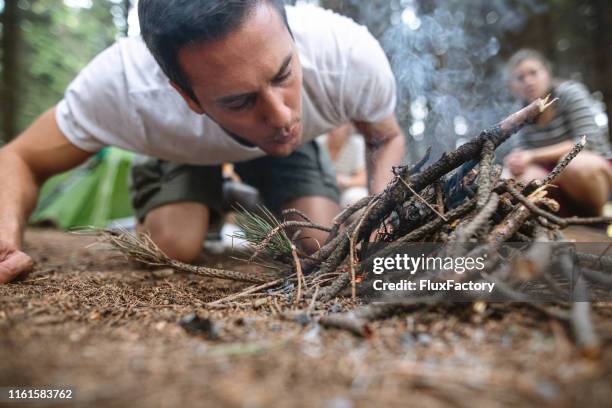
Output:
top-left (366, 133), bottom-right (406, 194)
top-left (0, 108), bottom-right (92, 250)
top-left (0, 151), bottom-right (41, 249)
top-left (530, 140), bottom-right (575, 164)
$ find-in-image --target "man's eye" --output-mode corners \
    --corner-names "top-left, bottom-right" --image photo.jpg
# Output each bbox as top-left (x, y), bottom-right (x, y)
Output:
top-left (226, 97), bottom-right (255, 111)
top-left (273, 69), bottom-right (292, 84)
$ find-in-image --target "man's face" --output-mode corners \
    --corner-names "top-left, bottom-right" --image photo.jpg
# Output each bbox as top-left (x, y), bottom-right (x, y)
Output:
top-left (509, 58), bottom-right (552, 103)
top-left (175, 3), bottom-right (303, 157)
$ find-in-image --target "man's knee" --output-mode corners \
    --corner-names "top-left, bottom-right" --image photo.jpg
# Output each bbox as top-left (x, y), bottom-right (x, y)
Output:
top-left (141, 202), bottom-right (209, 263)
top-left (559, 153), bottom-right (610, 210)
top-left (145, 221), bottom-right (203, 262)
top-left (562, 154), bottom-right (608, 187)
top-left (282, 196), bottom-right (339, 255)
top-left (294, 228), bottom-right (330, 255)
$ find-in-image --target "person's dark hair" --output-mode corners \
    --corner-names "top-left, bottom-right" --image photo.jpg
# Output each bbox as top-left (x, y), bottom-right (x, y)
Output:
top-left (505, 48), bottom-right (553, 80)
top-left (139, 0), bottom-right (289, 103)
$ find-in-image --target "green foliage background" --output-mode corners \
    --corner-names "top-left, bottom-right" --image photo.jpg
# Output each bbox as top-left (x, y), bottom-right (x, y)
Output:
top-left (1, 0), bottom-right (127, 142)
top-left (18, 1), bottom-right (118, 131)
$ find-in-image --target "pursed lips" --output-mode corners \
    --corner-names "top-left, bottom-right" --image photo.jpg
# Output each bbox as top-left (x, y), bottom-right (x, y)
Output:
top-left (272, 121), bottom-right (300, 144)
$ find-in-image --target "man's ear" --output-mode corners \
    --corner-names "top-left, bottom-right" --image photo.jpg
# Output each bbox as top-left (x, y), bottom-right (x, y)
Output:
top-left (169, 80), bottom-right (205, 114)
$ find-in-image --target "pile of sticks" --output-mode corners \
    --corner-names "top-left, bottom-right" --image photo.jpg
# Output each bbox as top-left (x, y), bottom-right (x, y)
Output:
top-left (100, 97), bottom-right (611, 355)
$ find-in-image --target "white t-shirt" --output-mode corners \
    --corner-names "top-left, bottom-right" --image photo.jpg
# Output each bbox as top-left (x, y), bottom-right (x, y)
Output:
top-left (56, 4), bottom-right (396, 165)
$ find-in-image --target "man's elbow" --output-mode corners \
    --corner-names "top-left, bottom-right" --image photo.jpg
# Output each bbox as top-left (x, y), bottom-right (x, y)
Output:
top-left (0, 146), bottom-right (45, 189)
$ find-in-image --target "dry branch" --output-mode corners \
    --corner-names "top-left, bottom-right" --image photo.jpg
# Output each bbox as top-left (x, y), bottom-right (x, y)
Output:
top-left (94, 97), bottom-right (612, 353)
top-left (99, 229), bottom-right (270, 284)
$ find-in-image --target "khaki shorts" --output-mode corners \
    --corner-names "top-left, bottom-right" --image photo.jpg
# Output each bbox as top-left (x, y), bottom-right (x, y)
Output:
top-left (129, 141), bottom-right (340, 222)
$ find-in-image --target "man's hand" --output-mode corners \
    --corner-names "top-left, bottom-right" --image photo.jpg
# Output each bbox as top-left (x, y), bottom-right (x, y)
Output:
top-left (505, 148), bottom-right (534, 176)
top-left (0, 107), bottom-right (92, 285)
top-left (0, 109), bottom-right (92, 284)
top-left (0, 241), bottom-right (33, 283)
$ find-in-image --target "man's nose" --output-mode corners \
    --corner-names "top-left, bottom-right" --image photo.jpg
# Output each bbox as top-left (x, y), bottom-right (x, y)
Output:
top-left (260, 89), bottom-right (292, 129)
top-left (524, 74), bottom-right (538, 87)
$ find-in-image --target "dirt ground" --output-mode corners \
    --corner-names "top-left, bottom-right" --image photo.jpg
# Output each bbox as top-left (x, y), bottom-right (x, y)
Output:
top-left (1, 228), bottom-right (611, 408)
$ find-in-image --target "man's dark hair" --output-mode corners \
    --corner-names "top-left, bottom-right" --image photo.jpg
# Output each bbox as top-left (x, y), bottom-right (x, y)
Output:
top-left (505, 48), bottom-right (553, 81)
top-left (139, 0), bottom-right (289, 103)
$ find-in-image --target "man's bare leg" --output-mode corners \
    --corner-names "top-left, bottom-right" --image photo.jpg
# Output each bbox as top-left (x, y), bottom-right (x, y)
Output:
top-left (282, 196), bottom-right (340, 254)
top-left (555, 152), bottom-right (612, 215)
top-left (510, 153), bottom-right (611, 215)
top-left (139, 202), bottom-right (210, 262)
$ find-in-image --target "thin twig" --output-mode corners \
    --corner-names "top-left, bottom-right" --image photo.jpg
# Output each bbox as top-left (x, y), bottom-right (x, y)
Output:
top-left (542, 136), bottom-right (587, 185)
top-left (476, 139), bottom-right (495, 209)
top-left (318, 196), bottom-right (381, 302)
top-left (292, 245), bottom-right (304, 305)
top-left (453, 193), bottom-right (499, 242)
top-left (250, 220), bottom-right (331, 261)
top-left (581, 267), bottom-right (612, 289)
top-left (562, 216), bottom-right (612, 226)
top-left (504, 183), bottom-right (567, 227)
top-left (324, 195), bottom-right (374, 246)
top-left (99, 228), bottom-right (270, 283)
top-left (282, 208), bottom-right (314, 223)
top-left (488, 189), bottom-right (549, 245)
top-left (397, 177), bottom-right (448, 221)
top-left (308, 285), bottom-right (320, 314)
top-left (434, 180), bottom-right (445, 216)
top-left (349, 232), bottom-right (357, 300)
top-left (206, 277), bottom-right (289, 306)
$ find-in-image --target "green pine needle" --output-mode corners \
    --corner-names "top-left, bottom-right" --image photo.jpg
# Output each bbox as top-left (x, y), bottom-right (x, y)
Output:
top-left (233, 205), bottom-right (293, 259)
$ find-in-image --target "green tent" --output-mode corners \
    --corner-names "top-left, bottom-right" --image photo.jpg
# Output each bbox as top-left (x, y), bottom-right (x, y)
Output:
top-left (31, 147), bottom-right (135, 229)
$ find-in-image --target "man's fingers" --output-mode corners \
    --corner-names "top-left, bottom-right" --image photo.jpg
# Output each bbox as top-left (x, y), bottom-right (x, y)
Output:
top-left (0, 252), bottom-right (33, 284)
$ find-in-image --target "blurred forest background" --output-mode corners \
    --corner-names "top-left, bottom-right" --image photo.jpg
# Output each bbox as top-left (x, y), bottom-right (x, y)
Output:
top-left (0, 0), bottom-right (132, 142)
top-left (1, 0), bottom-right (611, 155)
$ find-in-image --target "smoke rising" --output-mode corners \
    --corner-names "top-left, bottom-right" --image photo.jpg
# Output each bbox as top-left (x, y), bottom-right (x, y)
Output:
top-left (323, 0), bottom-right (547, 161)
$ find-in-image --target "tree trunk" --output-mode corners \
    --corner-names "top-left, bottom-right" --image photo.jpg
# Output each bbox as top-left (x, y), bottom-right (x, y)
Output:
top-left (123, 0), bottom-right (132, 37)
top-left (1, 0), bottom-right (20, 143)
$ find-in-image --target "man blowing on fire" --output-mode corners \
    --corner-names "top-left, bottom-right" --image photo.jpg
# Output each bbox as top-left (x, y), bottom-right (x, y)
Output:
top-left (0, 0), bottom-right (405, 283)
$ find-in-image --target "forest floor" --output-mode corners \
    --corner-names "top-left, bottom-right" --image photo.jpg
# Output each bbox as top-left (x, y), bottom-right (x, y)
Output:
top-left (1, 228), bottom-right (611, 408)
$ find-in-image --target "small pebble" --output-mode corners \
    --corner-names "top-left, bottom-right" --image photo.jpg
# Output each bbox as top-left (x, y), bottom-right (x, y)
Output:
top-left (501, 335), bottom-right (512, 348)
top-left (88, 312), bottom-right (101, 321)
top-left (293, 313), bottom-right (311, 326)
top-left (179, 313), bottom-right (219, 340)
top-left (400, 332), bottom-right (416, 349)
top-left (417, 333), bottom-right (432, 346)
top-left (326, 396), bottom-right (353, 408)
top-left (536, 380), bottom-right (559, 400)
top-left (328, 303), bottom-right (343, 314)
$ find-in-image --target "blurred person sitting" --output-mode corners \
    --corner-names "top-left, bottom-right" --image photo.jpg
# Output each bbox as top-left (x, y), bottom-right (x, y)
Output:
top-left (504, 49), bottom-right (612, 216)
top-left (318, 123), bottom-right (368, 208)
